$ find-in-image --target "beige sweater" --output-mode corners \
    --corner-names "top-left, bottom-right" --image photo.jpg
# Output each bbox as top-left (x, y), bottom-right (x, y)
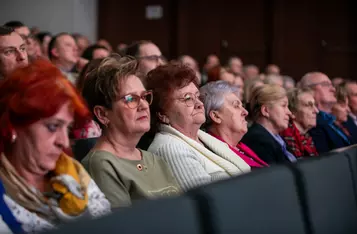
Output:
top-left (148, 124), bottom-right (251, 191)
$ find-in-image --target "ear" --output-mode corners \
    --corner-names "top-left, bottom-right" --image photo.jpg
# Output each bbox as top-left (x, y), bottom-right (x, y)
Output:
top-left (51, 47), bottom-right (59, 58)
top-left (209, 110), bottom-right (222, 124)
top-left (157, 112), bottom-right (169, 124)
top-left (93, 105), bottom-right (110, 126)
top-left (260, 104), bottom-right (270, 118)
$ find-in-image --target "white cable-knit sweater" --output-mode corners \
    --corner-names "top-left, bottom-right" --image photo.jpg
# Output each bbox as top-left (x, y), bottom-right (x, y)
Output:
top-left (148, 124), bottom-right (251, 191)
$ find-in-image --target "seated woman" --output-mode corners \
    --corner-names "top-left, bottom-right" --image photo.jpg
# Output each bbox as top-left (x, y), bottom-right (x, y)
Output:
top-left (331, 85), bottom-right (357, 144)
top-left (200, 80), bottom-right (268, 168)
top-left (241, 84), bottom-right (297, 164)
top-left (81, 55), bottom-right (180, 208)
top-left (0, 60), bottom-right (110, 233)
top-left (146, 63), bottom-right (251, 191)
top-left (280, 88), bottom-right (319, 158)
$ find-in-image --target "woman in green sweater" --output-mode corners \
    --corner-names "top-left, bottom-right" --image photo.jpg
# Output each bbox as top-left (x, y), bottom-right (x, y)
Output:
top-left (81, 54), bottom-right (180, 208)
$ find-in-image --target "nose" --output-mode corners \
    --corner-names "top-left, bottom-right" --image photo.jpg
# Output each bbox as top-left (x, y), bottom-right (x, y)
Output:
top-left (195, 97), bottom-right (204, 109)
top-left (138, 97), bottom-right (149, 110)
top-left (55, 128), bottom-right (70, 150)
top-left (242, 107), bottom-right (249, 116)
top-left (16, 49), bottom-right (27, 61)
top-left (313, 105), bottom-right (319, 114)
top-left (330, 85), bottom-right (336, 93)
top-left (287, 108), bottom-right (292, 117)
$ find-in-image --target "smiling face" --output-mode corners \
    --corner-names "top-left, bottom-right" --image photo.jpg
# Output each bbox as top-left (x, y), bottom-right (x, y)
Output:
top-left (14, 102), bottom-right (73, 175)
top-left (164, 82), bottom-right (206, 132)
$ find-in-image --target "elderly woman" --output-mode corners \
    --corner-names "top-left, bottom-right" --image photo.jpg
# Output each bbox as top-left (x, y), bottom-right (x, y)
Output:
top-left (241, 84), bottom-right (297, 164)
top-left (200, 81), bottom-right (268, 168)
top-left (81, 55), bottom-right (180, 208)
top-left (0, 60), bottom-right (110, 233)
top-left (146, 63), bottom-right (250, 191)
top-left (280, 88), bottom-right (319, 158)
top-left (331, 85), bottom-right (357, 144)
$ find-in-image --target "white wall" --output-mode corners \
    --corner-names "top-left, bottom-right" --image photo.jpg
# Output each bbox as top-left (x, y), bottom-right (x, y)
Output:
top-left (0, 0), bottom-right (97, 42)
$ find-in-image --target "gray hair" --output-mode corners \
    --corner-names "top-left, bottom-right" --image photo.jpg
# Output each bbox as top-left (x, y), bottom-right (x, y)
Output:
top-left (199, 80), bottom-right (240, 127)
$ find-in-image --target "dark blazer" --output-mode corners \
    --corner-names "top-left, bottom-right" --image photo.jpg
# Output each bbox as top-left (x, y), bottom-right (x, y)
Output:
top-left (343, 115), bottom-right (357, 144)
top-left (241, 123), bottom-right (291, 164)
top-left (308, 112), bottom-right (350, 154)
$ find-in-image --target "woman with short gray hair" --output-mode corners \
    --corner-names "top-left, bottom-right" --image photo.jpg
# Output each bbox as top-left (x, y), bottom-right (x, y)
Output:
top-left (200, 81), bottom-right (268, 168)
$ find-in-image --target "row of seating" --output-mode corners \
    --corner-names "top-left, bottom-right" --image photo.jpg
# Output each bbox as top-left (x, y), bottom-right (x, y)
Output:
top-left (49, 145), bottom-right (357, 234)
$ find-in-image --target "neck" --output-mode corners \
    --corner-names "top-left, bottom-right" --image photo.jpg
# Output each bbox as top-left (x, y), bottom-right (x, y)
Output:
top-left (293, 120), bottom-right (308, 134)
top-left (318, 102), bottom-right (332, 114)
top-left (5, 150), bottom-right (47, 192)
top-left (256, 118), bottom-right (279, 135)
top-left (209, 125), bottom-right (241, 147)
top-left (53, 60), bottom-right (74, 73)
top-left (171, 123), bottom-right (201, 142)
top-left (96, 128), bottom-right (141, 160)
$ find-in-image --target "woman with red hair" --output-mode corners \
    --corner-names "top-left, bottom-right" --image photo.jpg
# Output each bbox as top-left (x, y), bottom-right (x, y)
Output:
top-left (0, 60), bottom-right (110, 233)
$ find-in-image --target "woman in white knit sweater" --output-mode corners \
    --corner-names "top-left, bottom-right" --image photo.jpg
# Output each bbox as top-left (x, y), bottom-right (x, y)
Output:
top-left (146, 63), bottom-right (251, 191)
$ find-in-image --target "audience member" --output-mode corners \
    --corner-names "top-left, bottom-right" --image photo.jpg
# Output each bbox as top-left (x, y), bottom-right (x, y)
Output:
top-left (345, 80), bottom-right (357, 126)
top-left (264, 74), bottom-right (284, 87)
top-left (332, 84), bottom-right (357, 144)
top-left (81, 44), bottom-right (109, 61)
top-left (48, 33), bottom-right (79, 83)
top-left (226, 56), bottom-right (243, 75)
top-left (178, 55), bottom-right (201, 85)
top-left (299, 72), bottom-right (349, 153)
top-left (200, 81), bottom-right (268, 168)
top-left (73, 33), bottom-right (90, 56)
top-left (243, 64), bottom-right (259, 80)
top-left (332, 77), bottom-right (344, 87)
top-left (265, 64), bottom-right (280, 75)
top-left (283, 75), bottom-right (296, 90)
top-left (35, 32), bottom-right (52, 59)
top-left (81, 55), bottom-right (180, 208)
top-left (0, 60), bottom-right (110, 233)
top-left (241, 84), bottom-right (296, 164)
top-left (201, 54), bottom-right (220, 84)
top-left (280, 88), bottom-right (319, 158)
top-left (0, 26), bottom-right (28, 79)
top-left (146, 63), bottom-right (250, 191)
top-left (125, 40), bottom-right (165, 79)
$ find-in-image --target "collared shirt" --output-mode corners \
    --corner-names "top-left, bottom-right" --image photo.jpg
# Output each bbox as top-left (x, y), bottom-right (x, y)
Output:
top-left (267, 130), bottom-right (297, 162)
top-left (349, 113), bottom-right (357, 127)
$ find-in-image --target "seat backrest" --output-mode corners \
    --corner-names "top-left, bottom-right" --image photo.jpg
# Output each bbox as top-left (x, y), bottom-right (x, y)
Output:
top-left (72, 137), bottom-right (98, 161)
top-left (296, 154), bottom-right (357, 234)
top-left (190, 165), bottom-right (307, 234)
top-left (45, 195), bottom-right (202, 234)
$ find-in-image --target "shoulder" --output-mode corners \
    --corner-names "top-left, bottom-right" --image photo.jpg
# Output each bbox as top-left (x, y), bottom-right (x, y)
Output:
top-left (149, 132), bottom-right (194, 153)
top-left (3, 195), bottom-right (53, 233)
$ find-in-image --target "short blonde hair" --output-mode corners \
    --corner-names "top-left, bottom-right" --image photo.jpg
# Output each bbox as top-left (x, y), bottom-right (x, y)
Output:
top-left (287, 88), bottom-right (314, 113)
top-left (250, 84), bottom-right (287, 121)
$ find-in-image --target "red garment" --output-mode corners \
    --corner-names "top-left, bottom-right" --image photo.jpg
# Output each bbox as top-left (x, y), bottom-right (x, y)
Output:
top-left (209, 132), bottom-right (268, 168)
top-left (280, 121), bottom-right (318, 158)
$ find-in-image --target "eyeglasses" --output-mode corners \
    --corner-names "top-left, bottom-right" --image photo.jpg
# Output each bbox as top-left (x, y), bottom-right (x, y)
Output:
top-left (308, 81), bottom-right (333, 88)
top-left (119, 90), bottom-right (153, 109)
top-left (176, 93), bottom-right (203, 107)
top-left (137, 55), bottom-right (166, 63)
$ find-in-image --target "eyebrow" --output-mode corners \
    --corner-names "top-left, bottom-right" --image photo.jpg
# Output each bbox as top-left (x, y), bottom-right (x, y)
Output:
top-left (1, 44), bottom-right (26, 50)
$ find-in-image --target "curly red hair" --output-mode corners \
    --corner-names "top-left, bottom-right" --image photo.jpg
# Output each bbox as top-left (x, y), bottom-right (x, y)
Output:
top-left (0, 59), bottom-right (90, 152)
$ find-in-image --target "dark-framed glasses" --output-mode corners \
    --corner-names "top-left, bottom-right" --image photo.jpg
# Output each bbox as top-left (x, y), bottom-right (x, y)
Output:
top-left (177, 93), bottom-right (203, 107)
top-left (120, 90), bottom-right (153, 109)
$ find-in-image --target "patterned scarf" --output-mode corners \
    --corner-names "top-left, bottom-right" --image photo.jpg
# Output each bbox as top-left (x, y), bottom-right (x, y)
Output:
top-left (280, 121), bottom-right (318, 158)
top-left (0, 153), bottom-right (90, 224)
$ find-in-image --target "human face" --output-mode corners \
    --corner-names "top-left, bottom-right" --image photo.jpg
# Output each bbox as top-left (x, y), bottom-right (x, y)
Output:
top-left (42, 35), bottom-right (52, 57)
top-left (107, 75), bottom-right (151, 135)
top-left (181, 55), bottom-right (198, 71)
top-left (138, 43), bottom-right (164, 75)
top-left (294, 92), bottom-right (319, 131)
top-left (92, 48), bottom-right (109, 59)
top-left (266, 64), bottom-right (280, 75)
top-left (332, 99), bottom-right (349, 123)
top-left (53, 34), bottom-right (79, 66)
top-left (229, 58), bottom-right (243, 75)
top-left (14, 26), bottom-right (30, 38)
top-left (220, 70), bottom-right (235, 84)
top-left (233, 75), bottom-right (244, 100)
top-left (15, 102), bottom-right (73, 175)
top-left (215, 92), bottom-right (248, 135)
top-left (346, 83), bottom-right (357, 115)
top-left (310, 74), bottom-right (336, 109)
top-left (205, 55), bottom-right (219, 71)
top-left (165, 82), bottom-right (205, 133)
top-left (0, 32), bottom-right (28, 77)
top-left (266, 96), bottom-right (292, 132)
top-left (244, 66), bottom-right (259, 79)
